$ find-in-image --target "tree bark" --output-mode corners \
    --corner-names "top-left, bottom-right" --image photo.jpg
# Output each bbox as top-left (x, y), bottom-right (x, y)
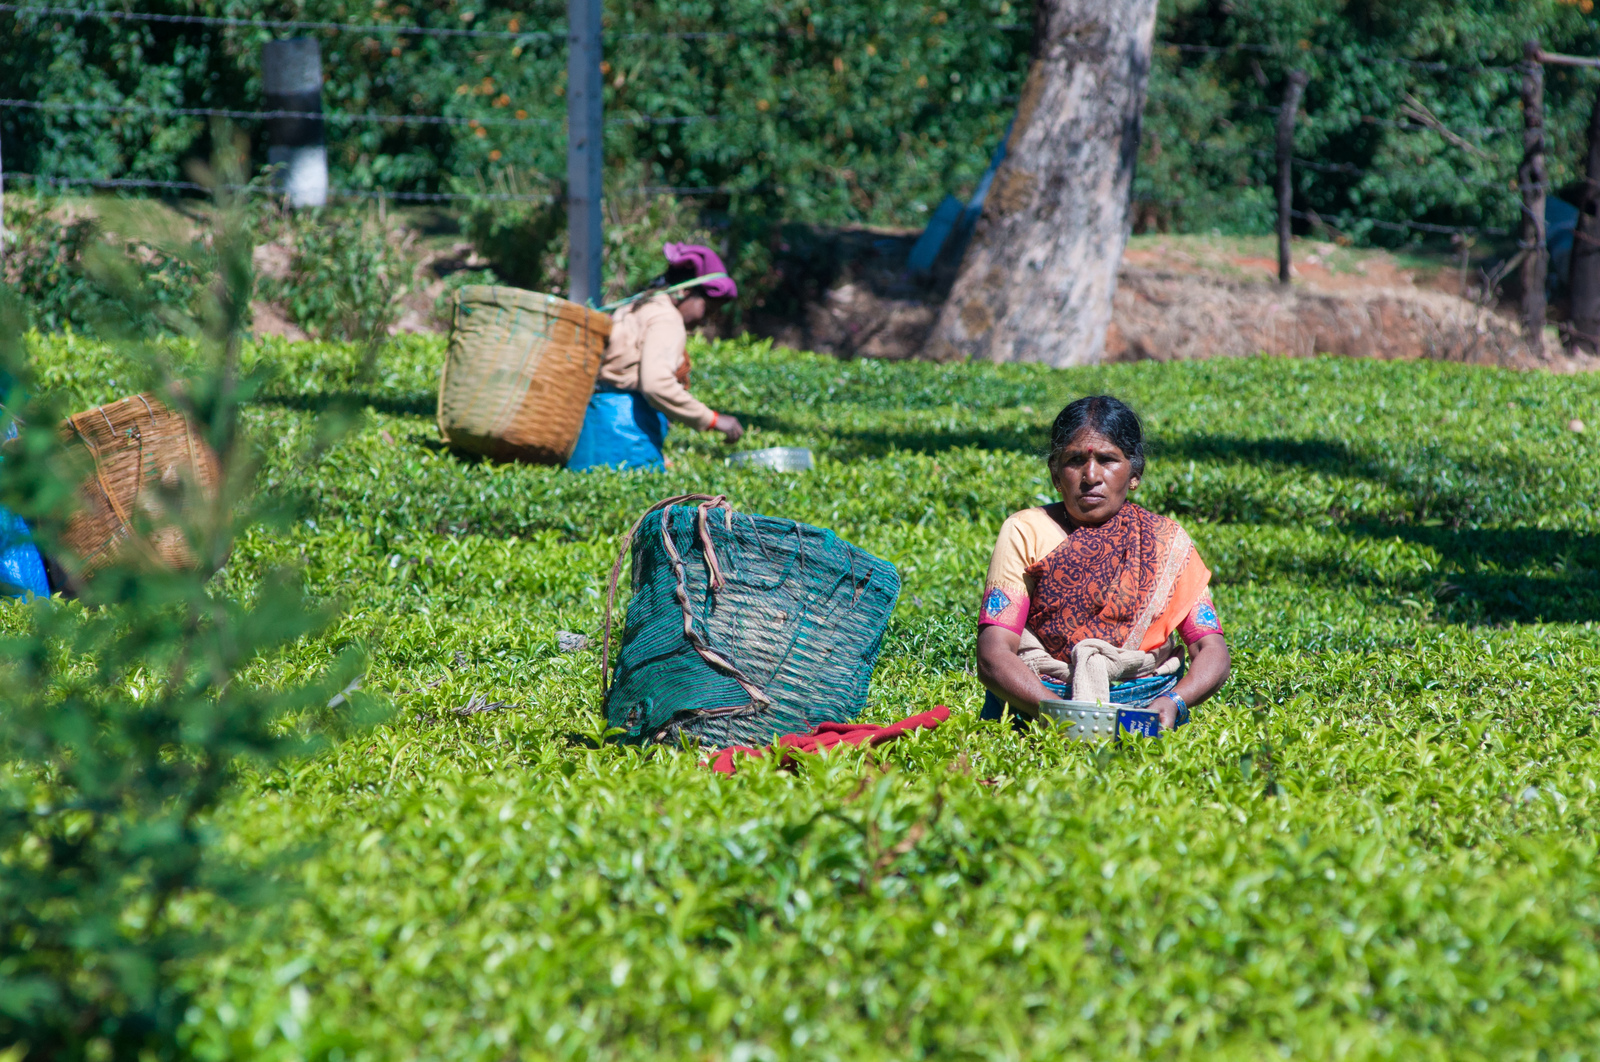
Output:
top-left (922, 0), bottom-right (1159, 366)
top-left (1569, 87), bottom-right (1600, 353)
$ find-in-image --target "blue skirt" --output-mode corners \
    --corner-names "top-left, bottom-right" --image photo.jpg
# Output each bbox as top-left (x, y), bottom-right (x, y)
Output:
top-left (567, 388), bottom-right (671, 473)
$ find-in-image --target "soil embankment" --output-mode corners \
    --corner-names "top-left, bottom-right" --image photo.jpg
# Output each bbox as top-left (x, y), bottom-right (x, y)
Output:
top-left (240, 210), bottom-right (1593, 371)
top-left (747, 231), bottom-right (1599, 372)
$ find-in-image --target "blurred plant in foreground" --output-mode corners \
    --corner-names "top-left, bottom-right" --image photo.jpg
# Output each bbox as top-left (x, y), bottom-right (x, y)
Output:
top-left (0, 134), bottom-right (379, 1061)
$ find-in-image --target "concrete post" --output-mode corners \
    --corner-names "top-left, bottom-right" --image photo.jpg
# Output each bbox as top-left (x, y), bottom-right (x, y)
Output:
top-left (263, 38), bottom-right (328, 208)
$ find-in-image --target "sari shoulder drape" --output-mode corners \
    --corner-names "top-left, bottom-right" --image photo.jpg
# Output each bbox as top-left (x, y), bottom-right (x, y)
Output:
top-left (1023, 503), bottom-right (1211, 658)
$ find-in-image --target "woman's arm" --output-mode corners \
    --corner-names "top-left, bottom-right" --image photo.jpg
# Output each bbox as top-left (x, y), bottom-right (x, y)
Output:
top-left (1149, 633), bottom-right (1230, 729)
top-left (636, 314), bottom-right (717, 430)
top-left (976, 625), bottom-right (1056, 721)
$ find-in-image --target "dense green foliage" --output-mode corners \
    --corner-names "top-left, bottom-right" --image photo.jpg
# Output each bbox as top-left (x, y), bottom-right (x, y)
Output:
top-left (1138, 0), bottom-right (1600, 241)
top-left (0, 192), bottom-right (374, 1059)
top-left (11, 0), bottom-right (1600, 241)
top-left (2, 0), bottom-right (1024, 226)
top-left (9, 327), bottom-right (1600, 1058)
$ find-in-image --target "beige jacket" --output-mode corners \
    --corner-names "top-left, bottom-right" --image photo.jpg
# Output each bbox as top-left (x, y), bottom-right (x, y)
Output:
top-left (599, 293), bottom-right (716, 430)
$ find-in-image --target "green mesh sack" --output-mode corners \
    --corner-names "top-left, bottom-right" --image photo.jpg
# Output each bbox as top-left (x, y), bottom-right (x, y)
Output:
top-left (602, 495), bottom-right (900, 747)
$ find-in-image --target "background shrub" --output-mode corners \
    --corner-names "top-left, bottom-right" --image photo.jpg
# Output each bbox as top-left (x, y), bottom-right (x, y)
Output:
top-left (5, 0), bottom-right (1600, 242)
top-left (263, 204), bottom-right (414, 341)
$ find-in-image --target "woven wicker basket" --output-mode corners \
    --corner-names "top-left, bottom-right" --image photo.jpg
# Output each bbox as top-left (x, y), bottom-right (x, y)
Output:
top-left (58, 393), bottom-right (221, 574)
top-left (437, 285), bottom-right (613, 464)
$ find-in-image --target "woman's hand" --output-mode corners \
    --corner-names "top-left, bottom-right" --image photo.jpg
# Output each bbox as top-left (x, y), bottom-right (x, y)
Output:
top-left (1148, 695), bottom-right (1181, 731)
top-left (712, 412), bottom-right (744, 443)
top-left (1151, 633), bottom-right (1231, 730)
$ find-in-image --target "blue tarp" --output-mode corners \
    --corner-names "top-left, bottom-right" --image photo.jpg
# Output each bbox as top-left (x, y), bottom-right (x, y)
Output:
top-left (0, 508), bottom-right (49, 600)
top-left (907, 196), bottom-right (964, 276)
top-left (907, 122), bottom-right (1012, 277)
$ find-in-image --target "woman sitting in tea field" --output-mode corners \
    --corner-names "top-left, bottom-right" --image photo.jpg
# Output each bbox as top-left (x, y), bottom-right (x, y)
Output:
top-left (977, 396), bottom-right (1230, 730)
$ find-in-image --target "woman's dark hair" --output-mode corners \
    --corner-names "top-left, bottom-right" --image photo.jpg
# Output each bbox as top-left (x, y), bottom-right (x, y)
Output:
top-left (655, 262), bottom-right (721, 301)
top-left (662, 262), bottom-right (701, 288)
top-left (1047, 395), bottom-right (1146, 478)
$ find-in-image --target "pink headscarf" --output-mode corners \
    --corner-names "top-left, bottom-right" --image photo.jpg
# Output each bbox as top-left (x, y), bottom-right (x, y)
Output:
top-left (662, 242), bottom-right (738, 299)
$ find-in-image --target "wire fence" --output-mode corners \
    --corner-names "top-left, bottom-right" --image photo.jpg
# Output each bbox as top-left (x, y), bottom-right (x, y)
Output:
top-left (0, 97), bottom-right (720, 128)
top-left (1141, 40), bottom-right (1560, 243)
top-left (0, 3), bottom-right (1585, 247)
top-left (4, 171), bottom-right (726, 201)
top-left (0, 3), bottom-right (1030, 41)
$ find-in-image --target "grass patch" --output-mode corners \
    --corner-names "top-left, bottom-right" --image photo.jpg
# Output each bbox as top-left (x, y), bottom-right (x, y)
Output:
top-left (15, 333), bottom-right (1600, 1059)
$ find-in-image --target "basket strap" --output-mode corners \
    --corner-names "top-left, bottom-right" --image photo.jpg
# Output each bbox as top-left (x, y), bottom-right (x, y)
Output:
top-left (655, 503), bottom-right (771, 707)
top-left (436, 293), bottom-right (458, 443)
top-left (175, 401), bottom-right (205, 556)
top-left (601, 493), bottom-right (743, 698)
top-left (596, 272), bottom-right (729, 313)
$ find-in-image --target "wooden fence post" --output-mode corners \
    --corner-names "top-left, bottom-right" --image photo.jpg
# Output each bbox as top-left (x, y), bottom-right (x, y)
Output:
top-left (1520, 40), bottom-right (1548, 356)
top-left (1276, 69), bottom-right (1309, 286)
top-left (566, 0), bottom-right (603, 305)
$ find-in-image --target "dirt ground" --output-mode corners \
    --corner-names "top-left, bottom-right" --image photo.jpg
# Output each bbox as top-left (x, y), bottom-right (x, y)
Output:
top-left (743, 229), bottom-right (1599, 372)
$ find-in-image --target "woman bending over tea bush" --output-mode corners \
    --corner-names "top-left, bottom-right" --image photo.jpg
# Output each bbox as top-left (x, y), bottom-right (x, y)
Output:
top-left (977, 396), bottom-right (1230, 730)
top-left (567, 243), bottom-right (745, 472)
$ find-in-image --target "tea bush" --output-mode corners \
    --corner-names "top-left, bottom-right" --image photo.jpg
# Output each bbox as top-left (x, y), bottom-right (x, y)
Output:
top-left (0, 195), bottom-right (212, 336)
top-left (11, 331), bottom-right (1600, 1059)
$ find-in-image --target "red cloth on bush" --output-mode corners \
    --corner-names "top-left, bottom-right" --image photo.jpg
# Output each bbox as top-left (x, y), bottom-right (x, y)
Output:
top-left (708, 706), bottom-right (951, 776)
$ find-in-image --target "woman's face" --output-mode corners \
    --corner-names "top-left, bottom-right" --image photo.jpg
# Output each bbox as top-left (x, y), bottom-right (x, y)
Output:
top-left (675, 293), bottom-right (727, 328)
top-left (1051, 427), bottom-right (1140, 527)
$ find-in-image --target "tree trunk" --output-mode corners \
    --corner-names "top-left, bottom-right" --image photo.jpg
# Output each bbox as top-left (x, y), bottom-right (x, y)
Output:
top-left (922, 0), bottom-right (1159, 366)
top-left (1569, 88), bottom-right (1600, 353)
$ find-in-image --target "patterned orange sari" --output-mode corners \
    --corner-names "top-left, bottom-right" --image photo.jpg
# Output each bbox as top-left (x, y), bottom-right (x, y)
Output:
top-left (1022, 502), bottom-right (1211, 658)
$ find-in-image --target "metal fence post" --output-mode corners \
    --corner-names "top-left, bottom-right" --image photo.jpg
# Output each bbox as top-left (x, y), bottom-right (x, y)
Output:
top-left (1520, 39), bottom-right (1548, 356)
top-left (263, 38), bottom-right (328, 208)
top-left (566, 0), bottom-right (603, 305)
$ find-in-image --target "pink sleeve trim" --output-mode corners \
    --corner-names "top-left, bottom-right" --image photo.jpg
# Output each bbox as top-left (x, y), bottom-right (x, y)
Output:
top-left (978, 585), bottom-right (1029, 633)
top-left (1178, 594), bottom-right (1223, 646)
